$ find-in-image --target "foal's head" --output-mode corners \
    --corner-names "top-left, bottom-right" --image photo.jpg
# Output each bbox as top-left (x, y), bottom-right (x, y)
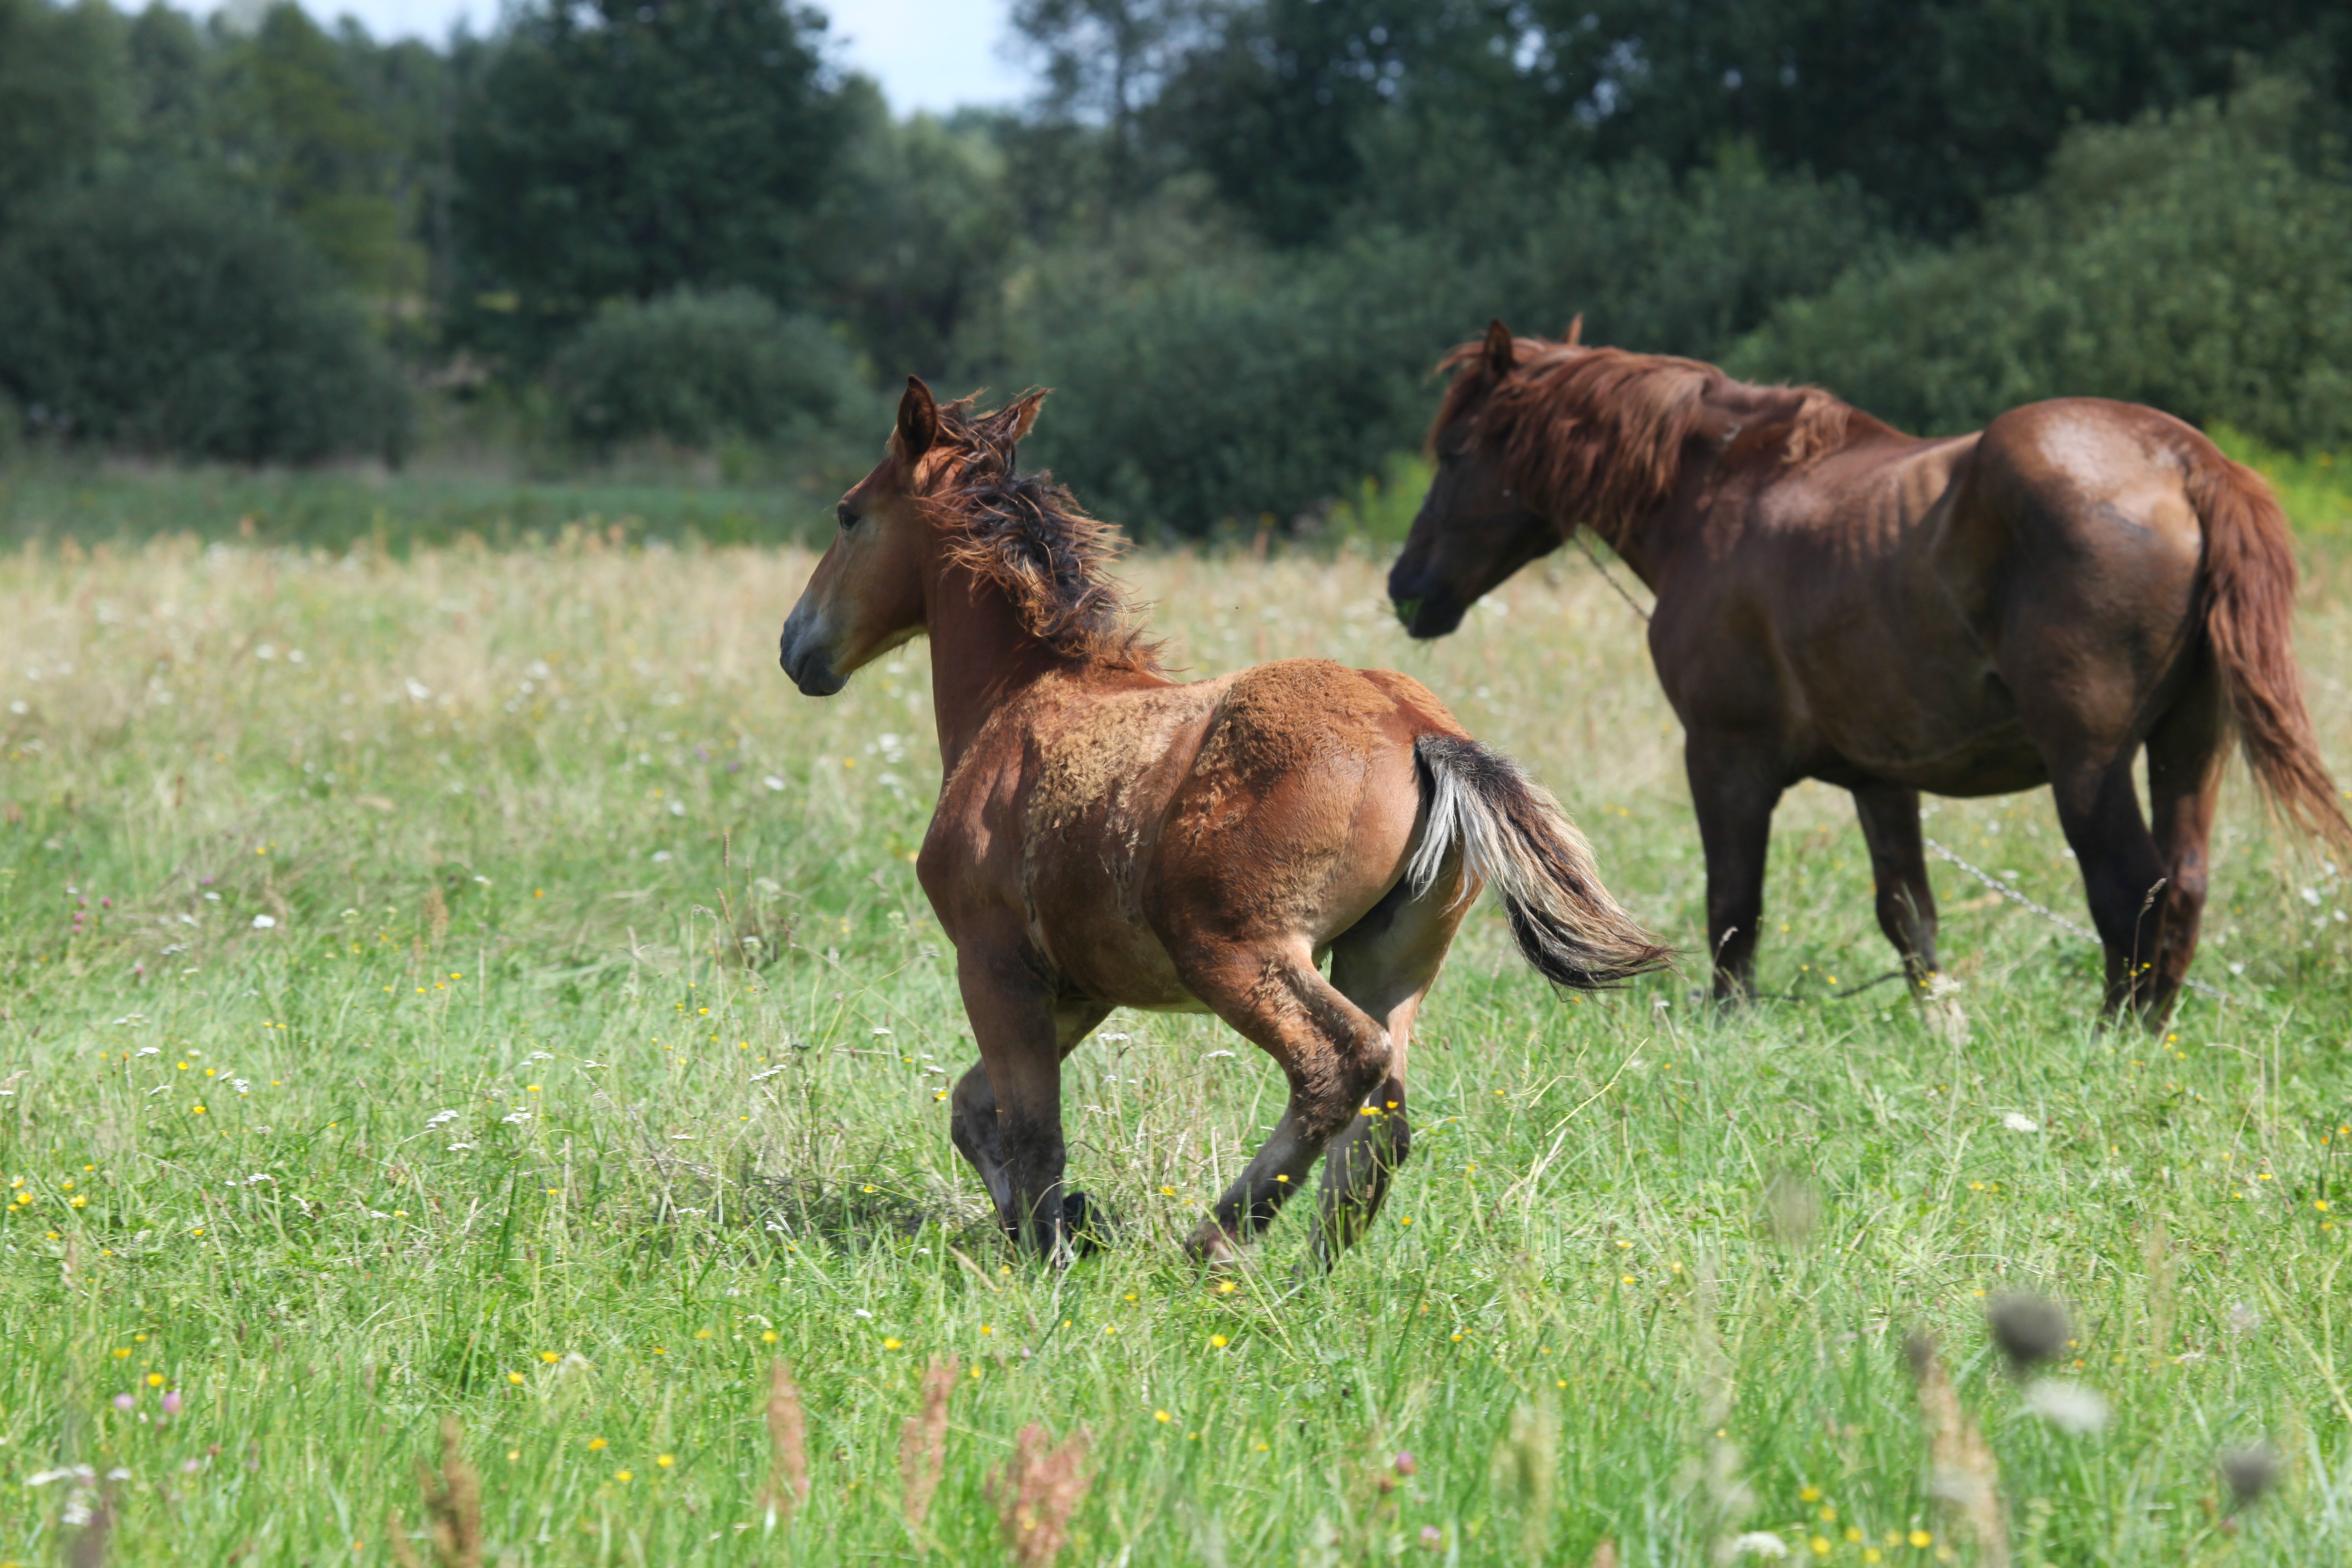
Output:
top-left (779, 378), bottom-right (1150, 696)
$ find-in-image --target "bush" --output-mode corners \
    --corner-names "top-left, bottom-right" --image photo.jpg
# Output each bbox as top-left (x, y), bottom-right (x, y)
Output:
top-left (1732, 78), bottom-right (2352, 449)
top-left (547, 288), bottom-right (873, 452)
top-left (988, 158), bottom-right (1881, 536)
top-left (0, 175), bottom-right (411, 463)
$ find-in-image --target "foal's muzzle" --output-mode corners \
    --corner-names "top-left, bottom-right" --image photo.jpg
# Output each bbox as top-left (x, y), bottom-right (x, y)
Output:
top-left (777, 616), bottom-right (846, 697)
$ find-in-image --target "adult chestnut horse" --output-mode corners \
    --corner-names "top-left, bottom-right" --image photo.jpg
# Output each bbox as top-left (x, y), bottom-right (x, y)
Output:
top-left (1389, 321), bottom-right (2351, 1024)
top-left (780, 379), bottom-right (1666, 1263)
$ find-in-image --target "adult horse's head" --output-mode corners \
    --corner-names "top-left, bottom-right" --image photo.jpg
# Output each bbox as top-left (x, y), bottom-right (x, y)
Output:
top-left (779, 377), bottom-right (1043, 695)
top-left (1387, 319), bottom-right (1563, 640)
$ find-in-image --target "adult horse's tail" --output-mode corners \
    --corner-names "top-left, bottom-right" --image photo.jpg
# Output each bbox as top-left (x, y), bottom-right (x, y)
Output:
top-left (2192, 454), bottom-right (2352, 852)
top-left (1408, 735), bottom-right (1672, 988)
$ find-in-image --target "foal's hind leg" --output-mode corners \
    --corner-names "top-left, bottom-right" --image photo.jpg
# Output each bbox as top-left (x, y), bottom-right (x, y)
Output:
top-left (1311, 869), bottom-right (1469, 1268)
top-left (1173, 941), bottom-right (1398, 1266)
top-left (2144, 663), bottom-right (2227, 1019)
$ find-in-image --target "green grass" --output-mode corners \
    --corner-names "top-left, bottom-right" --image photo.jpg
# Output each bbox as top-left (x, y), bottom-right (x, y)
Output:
top-left (0, 466), bottom-right (838, 554)
top-left (0, 525), bottom-right (2347, 1566)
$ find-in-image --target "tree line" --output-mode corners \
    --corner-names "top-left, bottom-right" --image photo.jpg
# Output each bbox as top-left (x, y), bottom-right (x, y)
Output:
top-left (1, 0), bottom-right (2346, 532)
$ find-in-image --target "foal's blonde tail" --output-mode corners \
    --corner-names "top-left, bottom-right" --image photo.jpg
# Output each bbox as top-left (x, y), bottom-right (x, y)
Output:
top-left (1408, 735), bottom-right (1672, 988)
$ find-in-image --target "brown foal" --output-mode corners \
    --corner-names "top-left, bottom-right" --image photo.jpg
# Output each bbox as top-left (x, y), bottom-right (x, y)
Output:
top-left (780, 380), bottom-right (1666, 1264)
top-left (1389, 320), bottom-right (2352, 1024)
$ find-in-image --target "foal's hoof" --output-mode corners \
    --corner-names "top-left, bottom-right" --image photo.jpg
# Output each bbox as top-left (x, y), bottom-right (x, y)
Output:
top-left (1061, 1190), bottom-right (1118, 1255)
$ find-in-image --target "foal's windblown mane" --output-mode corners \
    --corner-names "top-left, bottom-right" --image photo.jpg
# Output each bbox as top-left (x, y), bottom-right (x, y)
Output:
top-left (916, 391), bottom-right (1161, 672)
top-left (1431, 332), bottom-right (1859, 548)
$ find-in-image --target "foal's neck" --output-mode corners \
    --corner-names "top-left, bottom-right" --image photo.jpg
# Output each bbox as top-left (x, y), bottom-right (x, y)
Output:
top-left (923, 564), bottom-right (1077, 776)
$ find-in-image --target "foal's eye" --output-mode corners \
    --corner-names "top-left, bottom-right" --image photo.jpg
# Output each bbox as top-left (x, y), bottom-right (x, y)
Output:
top-left (836, 501), bottom-right (859, 531)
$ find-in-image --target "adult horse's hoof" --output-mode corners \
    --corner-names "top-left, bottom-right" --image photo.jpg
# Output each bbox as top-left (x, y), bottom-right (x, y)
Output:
top-left (1062, 1190), bottom-right (1118, 1255)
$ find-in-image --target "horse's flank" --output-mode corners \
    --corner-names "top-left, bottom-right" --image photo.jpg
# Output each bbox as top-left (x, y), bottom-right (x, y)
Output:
top-left (1431, 338), bottom-right (1862, 549)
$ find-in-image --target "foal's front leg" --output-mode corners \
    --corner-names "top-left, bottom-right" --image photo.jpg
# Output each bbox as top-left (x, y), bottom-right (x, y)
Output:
top-left (949, 995), bottom-right (1110, 1251)
top-left (954, 942), bottom-right (1093, 1259)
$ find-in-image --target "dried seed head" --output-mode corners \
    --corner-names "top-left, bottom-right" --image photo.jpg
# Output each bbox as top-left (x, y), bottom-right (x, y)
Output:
top-left (1762, 1171), bottom-right (1819, 1248)
top-left (1986, 1292), bottom-right (2071, 1374)
top-left (987, 1423), bottom-right (1093, 1568)
top-left (2219, 1444), bottom-right (2279, 1509)
top-left (761, 1360), bottom-right (810, 1525)
top-left (899, 1356), bottom-right (958, 1531)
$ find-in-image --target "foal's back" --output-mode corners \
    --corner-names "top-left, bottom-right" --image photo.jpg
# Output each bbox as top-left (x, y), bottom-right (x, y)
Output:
top-left (981, 658), bottom-right (1454, 1008)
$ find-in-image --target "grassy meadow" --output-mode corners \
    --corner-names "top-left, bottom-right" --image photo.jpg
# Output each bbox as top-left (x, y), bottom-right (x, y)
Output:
top-left (0, 481), bottom-right (2349, 1565)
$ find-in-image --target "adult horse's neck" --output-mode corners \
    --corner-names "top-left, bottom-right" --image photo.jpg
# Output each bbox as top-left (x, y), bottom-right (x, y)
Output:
top-left (922, 552), bottom-right (1078, 776)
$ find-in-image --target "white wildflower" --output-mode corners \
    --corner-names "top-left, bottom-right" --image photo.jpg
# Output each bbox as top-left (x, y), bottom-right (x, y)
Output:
top-left (2022, 1379), bottom-right (2109, 1436)
top-left (1728, 1533), bottom-right (1789, 1559)
top-left (251, 914), bottom-right (276, 930)
top-left (2003, 1112), bottom-right (2040, 1133)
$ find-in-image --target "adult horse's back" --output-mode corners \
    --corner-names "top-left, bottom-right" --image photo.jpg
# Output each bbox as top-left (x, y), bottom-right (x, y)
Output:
top-left (1388, 321), bottom-right (2351, 1023)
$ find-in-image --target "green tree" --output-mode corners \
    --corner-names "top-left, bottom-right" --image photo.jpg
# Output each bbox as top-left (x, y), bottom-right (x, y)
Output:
top-left (450, 0), bottom-right (851, 357)
top-left (812, 87), bottom-right (1019, 379)
top-left (0, 173), bottom-right (410, 462)
top-left (0, 0), bottom-right (126, 224)
top-left (1734, 77), bottom-right (2352, 449)
top-left (211, 4), bottom-right (433, 298)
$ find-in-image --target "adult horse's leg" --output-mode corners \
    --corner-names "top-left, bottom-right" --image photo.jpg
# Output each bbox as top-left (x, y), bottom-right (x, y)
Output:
top-left (1853, 783), bottom-right (1968, 1041)
top-left (1174, 940), bottom-right (1396, 1266)
top-left (949, 998), bottom-right (1111, 1249)
top-left (1311, 869), bottom-right (1469, 1268)
top-left (1687, 736), bottom-right (1784, 1000)
top-left (2047, 756), bottom-right (2171, 1021)
top-left (2143, 664), bottom-right (2227, 1019)
top-left (954, 942), bottom-right (1093, 1259)
top-left (1852, 782), bottom-right (1942, 983)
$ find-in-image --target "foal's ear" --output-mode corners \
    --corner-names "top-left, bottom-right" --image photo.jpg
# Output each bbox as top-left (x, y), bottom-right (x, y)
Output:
top-left (1483, 319), bottom-right (1516, 380)
top-left (1563, 312), bottom-right (1584, 348)
top-left (896, 376), bottom-right (939, 462)
top-left (1002, 387), bottom-right (1049, 446)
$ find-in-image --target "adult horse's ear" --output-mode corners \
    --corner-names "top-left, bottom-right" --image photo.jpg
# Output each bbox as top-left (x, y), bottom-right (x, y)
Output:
top-left (1483, 319), bottom-right (1516, 381)
top-left (897, 376), bottom-right (939, 462)
top-left (1563, 313), bottom-right (1584, 348)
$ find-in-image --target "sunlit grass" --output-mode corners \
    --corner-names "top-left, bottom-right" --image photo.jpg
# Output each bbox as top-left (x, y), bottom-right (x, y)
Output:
top-left (0, 528), bottom-right (2346, 1563)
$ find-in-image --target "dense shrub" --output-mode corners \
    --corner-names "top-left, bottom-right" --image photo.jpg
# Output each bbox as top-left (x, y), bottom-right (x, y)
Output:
top-left (992, 159), bottom-right (1880, 536)
top-left (0, 176), bottom-right (411, 463)
top-left (547, 287), bottom-right (873, 452)
top-left (1733, 79), bottom-right (2352, 448)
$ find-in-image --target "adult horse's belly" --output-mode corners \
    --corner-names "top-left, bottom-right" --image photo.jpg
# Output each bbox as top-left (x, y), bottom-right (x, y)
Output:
top-left (1788, 603), bottom-right (2048, 796)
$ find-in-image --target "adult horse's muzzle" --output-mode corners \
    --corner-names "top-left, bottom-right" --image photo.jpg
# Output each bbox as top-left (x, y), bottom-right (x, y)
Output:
top-left (777, 605), bottom-right (847, 696)
top-left (1386, 560), bottom-right (1467, 640)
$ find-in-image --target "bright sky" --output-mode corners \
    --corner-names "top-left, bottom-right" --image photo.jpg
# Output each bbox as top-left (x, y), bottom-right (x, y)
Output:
top-left (200, 0), bottom-right (1034, 117)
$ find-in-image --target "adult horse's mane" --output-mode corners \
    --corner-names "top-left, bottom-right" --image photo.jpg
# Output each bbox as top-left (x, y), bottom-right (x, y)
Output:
top-left (1432, 336), bottom-right (1859, 548)
top-left (916, 391), bottom-right (1161, 672)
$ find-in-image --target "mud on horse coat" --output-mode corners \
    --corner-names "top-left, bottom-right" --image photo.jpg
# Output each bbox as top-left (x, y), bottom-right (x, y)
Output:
top-left (779, 379), bottom-right (1668, 1264)
top-left (1388, 319), bottom-right (2352, 1026)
